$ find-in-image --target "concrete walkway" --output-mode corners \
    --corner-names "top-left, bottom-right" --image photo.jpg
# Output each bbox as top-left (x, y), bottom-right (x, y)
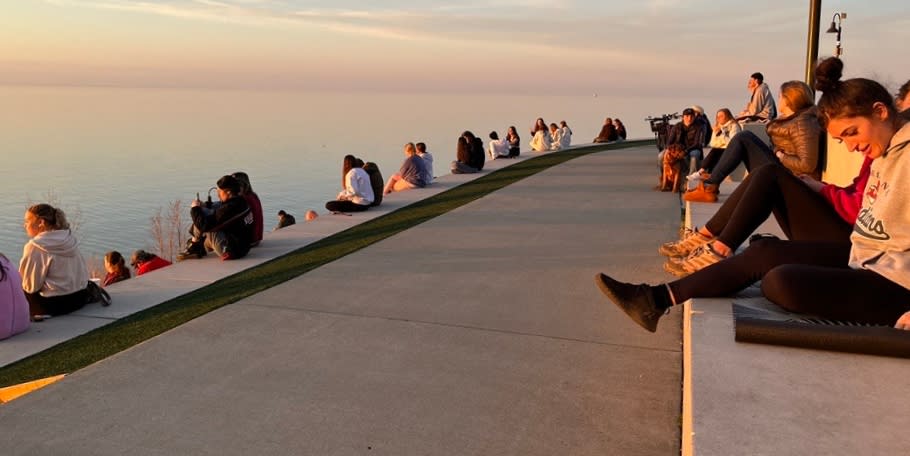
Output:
top-left (0, 147), bottom-right (683, 455)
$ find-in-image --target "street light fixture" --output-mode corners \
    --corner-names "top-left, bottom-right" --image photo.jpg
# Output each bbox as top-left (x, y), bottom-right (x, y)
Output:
top-left (826, 12), bottom-right (846, 58)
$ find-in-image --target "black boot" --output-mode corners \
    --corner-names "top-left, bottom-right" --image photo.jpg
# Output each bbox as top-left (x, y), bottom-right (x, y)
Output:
top-left (176, 239), bottom-right (207, 261)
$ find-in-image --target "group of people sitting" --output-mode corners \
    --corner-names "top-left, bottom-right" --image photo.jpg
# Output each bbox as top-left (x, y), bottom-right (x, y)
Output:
top-left (656, 71), bottom-right (826, 200)
top-left (528, 119), bottom-right (576, 152)
top-left (593, 117), bottom-right (627, 143)
top-left (101, 249), bottom-right (172, 287)
top-left (597, 57), bottom-right (910, 335)
top-left (324, 153), bottom-right (389, 212)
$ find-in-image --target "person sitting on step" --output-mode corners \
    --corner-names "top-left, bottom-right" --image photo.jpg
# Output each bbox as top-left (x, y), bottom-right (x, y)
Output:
top-left (275, 210), bottom-right (296, 230)
top-left (232, 171), bottom-right (263, 247)
top-left (131, 250), bottom-right (172, 276)
top-left (102, 251), bottom-right (131, 287)
top-left (687, 108), bottom-right (742, 183)
top-left (326, 154), bottom-right (375, 213)
top-left (384, 142), bottom-right (428, 194)
top-left (20, 203), bottom-right (108, 320)
top-left (178, 175), bottom-right (254, 261)
top-left (685, 80), bottom-right (823, 203)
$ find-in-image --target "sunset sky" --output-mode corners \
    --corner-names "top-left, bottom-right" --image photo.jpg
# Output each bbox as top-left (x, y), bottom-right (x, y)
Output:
top-left (2, 1), bottom-right (908, 97)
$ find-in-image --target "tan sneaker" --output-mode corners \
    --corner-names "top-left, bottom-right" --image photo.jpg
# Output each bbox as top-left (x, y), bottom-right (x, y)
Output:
top-left (658, 229), bottom-right (712, 257)
top-left (663, 244), bottom-right (727, 277)
top-left (683, 182), bottom-right (719, 203)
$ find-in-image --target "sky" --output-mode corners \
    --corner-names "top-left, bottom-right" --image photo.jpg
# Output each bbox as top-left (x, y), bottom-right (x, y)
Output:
top-left (1, 1), bottom-right (908, 98)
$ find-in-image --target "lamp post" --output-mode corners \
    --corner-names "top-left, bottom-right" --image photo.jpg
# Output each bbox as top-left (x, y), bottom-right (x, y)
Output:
top-left (826, 12), bottom-right (846, 58)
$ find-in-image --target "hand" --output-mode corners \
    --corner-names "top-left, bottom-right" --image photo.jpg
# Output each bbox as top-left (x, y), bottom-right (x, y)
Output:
top-left (775, 150), bottom-right (785, 160)
top-left (896, 311), bottom-right (910, 330)
top-left (191, 198), bottom-right (202, 208)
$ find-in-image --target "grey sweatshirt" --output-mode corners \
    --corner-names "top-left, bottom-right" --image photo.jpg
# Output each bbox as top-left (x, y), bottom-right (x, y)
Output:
top-left (849, 121), bottom-right (910, 290)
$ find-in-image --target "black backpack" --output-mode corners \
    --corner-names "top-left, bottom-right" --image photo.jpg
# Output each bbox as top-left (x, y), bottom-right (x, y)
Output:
top-left (363, 162), bottom-right (384, 207)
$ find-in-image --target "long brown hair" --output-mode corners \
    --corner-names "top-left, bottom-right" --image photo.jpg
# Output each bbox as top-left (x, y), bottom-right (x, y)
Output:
top-left (105, 251), bottom-right (130, 278)
top-left (342, 154), bottom-right (357, 188)
top-left (27, 203), bottom-right (69, 230)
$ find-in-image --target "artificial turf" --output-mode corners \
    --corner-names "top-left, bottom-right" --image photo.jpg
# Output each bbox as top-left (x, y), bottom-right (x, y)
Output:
top-left (0, 140), bottom-right (653, 388)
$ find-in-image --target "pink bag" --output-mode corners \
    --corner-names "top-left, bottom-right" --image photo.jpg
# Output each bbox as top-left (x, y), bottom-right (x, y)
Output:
top-left (1, 255), bottom-right (30, 340)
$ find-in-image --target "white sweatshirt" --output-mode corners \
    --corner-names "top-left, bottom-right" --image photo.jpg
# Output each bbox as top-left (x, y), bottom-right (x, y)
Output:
top-left (337, 167), bottom-right (375, 206)
top-left (20, 229), bottom-right (89, 296)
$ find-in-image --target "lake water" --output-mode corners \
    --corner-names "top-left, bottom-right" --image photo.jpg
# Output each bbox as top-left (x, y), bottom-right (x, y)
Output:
top-left (0, 85), bottom-right (734, 265)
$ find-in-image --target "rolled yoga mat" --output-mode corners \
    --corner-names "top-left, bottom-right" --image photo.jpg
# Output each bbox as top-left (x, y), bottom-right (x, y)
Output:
top-left (732, 303), bottom-right (910, 358)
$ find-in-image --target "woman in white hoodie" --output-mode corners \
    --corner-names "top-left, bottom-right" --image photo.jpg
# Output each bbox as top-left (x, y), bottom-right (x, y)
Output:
top-left (325, 155), bottom-right (375, 213)
top-left (19, 203), bottom-right (92, 319)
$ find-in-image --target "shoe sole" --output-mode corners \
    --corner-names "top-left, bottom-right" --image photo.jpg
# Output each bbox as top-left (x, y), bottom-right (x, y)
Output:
top-left (662, 261), bottom-right (691, 277)
top-left (594, 273), bottom-right (658, 333)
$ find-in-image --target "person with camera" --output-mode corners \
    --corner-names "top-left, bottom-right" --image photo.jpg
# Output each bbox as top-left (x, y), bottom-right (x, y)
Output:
top-left (177, 175), bottom-right (254, 261)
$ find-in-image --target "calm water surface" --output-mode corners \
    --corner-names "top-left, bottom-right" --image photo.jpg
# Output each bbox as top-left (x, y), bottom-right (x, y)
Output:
top-left (0, 86), bottom-right (731, 265)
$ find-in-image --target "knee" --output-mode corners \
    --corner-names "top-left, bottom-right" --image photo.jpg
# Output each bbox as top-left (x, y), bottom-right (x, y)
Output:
top-left (760, 265), bottom-right (802, 312)
top-left (740, 238), bottom-right (787, 267)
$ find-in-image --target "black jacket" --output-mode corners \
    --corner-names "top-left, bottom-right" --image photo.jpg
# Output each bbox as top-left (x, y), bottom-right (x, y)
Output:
top-left (667, 121), bottom-right (705, 152)
top-left (191, 195), bottom-right (254, 257)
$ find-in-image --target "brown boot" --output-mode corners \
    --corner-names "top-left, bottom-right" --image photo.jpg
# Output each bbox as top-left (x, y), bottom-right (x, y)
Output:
top-left (683, 181), bottom-right (719, 203)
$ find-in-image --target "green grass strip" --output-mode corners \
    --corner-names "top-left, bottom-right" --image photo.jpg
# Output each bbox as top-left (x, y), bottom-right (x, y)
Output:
top-left (0, 140), bottom-right (653, 388)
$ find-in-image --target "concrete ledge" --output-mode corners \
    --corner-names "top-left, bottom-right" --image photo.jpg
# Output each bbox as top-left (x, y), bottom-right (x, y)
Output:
top-left (0, 142), bottom-right (631, 370)
top-left (682, 168), bottom-right (910, 454)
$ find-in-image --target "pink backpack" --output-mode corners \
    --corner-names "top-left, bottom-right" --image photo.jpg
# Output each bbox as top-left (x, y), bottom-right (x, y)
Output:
top-left (1, 255), bottom-right (30, 340)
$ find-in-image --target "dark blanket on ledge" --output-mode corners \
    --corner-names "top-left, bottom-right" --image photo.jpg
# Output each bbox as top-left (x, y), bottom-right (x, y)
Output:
top-left (732, 303), bottom-right (910, 359)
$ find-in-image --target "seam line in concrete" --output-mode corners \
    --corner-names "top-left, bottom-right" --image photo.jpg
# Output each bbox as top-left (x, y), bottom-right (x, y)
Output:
top-left (244, 301), bottom-right (682, 354)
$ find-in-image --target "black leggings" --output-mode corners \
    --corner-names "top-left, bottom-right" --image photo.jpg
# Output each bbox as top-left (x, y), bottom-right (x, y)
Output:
top-left (700, 147), bottom-right (725, 172)
top-left (26, 287), bottom-right (89, 316)
top-left (704, 164), bottom-right (852, 250)
top-left (704, 131), bottom-right (777, 186)
top-left (325, 200), bottom-right (370, 213)
top-left (668, 239), bottom-right (910, 326)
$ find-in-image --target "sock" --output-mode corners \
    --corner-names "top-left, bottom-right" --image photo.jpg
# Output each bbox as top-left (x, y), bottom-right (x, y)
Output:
top-left (650, 285), bottom-right (673, 311)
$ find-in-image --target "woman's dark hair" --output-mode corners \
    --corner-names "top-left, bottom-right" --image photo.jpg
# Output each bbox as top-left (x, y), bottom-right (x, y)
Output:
top-left (815, 57), bottom-right (897, 127)
top-left (489, 131), bottom-right (499, 140)
top-left (106, 251), bottom-right (131, 277)
top-left (456, 136), bottom-right (469, 162)
top-left (216, 175), bottom-right (241, 195)
top-left (231, 171), bottom-right (253, 194)
top-left (462, 131), bottom-right (476, 142)
top-left (342, 154), bottom-right (357, 188)
top-left (507, 126), bottom-right (518, 138)
top-left (27, 203), bottom-right (69, 230)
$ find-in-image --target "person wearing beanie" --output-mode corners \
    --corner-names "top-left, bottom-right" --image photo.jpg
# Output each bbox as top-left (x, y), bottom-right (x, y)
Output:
top-left (178, 175), bottom-right (254, 261)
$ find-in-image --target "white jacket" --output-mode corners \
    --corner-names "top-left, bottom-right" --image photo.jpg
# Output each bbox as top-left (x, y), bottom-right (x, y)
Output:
top-left (709, 120), bottom-right (742, 148)
top-left (489, 139), bottom-right (510, 159)
top-left (531, 129), bottom-right (551, 152)
top-left (337, 168), bottom-right (375, 206)
top-left (20, 229), bottom-right (89, 297)
top-left (559, 126), bottom-right (572, 149)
